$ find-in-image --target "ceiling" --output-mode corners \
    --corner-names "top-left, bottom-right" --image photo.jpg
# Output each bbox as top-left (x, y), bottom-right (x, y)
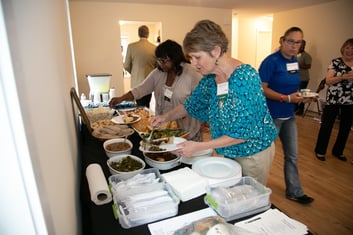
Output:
top-left (71, 0), bottom-right (335, 14)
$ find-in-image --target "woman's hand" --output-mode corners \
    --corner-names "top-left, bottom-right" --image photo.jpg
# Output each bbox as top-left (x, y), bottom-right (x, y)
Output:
top-left (109, 97), bottom-right (123, 109)
top-left (175, 141), bottom-right (201, 158)
top-left (150, 115), bottom-right (167, 128)
top-left (342, 71), bottom-right (353, 81)
top-left (289, 92), bottom-right (304, 103)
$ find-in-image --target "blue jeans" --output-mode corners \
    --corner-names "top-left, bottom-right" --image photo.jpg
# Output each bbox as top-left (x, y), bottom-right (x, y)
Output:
top-left (274, 117), bottom-right (304, 197)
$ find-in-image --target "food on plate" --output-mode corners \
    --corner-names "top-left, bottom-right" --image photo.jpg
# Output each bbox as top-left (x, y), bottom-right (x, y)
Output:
top-left (144, 152), bottom-right (178, 162)
top-left (86, 107), bottom-right (114, 123)
top-left (140, 137), bottom-right (172, 152)
top-left (146, 129), bottom-right (189, 140)
top-left (150, 137), bottom-right (172, 145)
top-left (133, 118), bottom-right (177, 133)
top-left (173, 216), bottom-right (233, 235)
top-left (106, 142), bottom-right (131, 151)
top-left (91, 119), bottom-right (118, 129)
top-left (147, 145), bottom-right (166, 152)
top-left (92, 124), bottom-right (134, 139)
top-left (123, 115), bottom-right (135, 123)
top-left (300, 88), bottom-right (311, 97)
top-left (109, 155), bottom-right (143, 172)
top-left (130, 108), bottom-right (179, 133)
top-left (132, 115), bottom-right (151, 132)
top-left (141, 137), bottom-right (172, 145)
top-left (128, 107), bottom-right (150, 118)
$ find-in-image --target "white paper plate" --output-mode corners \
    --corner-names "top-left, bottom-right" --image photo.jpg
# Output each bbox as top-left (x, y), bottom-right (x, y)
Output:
top-left (192, 157), bottom-right (241, 179)
top-left (192, 148), bottom-right (213, 157)
top-left (111, 114), bottom-right (141, 124)
top-left (116, 107), bottom-right (136, 112)
top-left (302, 92), bottom-right (319, 98)
top-left (140, 137), bottom-right (186, 153)
top-left (181, 155), bottom-right (211, 165)
top-left (181, 149), bottom-right (213, 165)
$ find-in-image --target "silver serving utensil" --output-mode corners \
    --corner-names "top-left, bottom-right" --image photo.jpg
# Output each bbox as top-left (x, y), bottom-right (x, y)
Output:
top-left (145, 128), bottom-right (155, 144)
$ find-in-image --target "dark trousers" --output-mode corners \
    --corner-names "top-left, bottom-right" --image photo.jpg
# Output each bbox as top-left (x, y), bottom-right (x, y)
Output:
top-left (315, 104), bottom-right (353, 156)
top-left (295, 81), bottom-right (309, 114)
top-left (136, 94), bottom-right (152, 108)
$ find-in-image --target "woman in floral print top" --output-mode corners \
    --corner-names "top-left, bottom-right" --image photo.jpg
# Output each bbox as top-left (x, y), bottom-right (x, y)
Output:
top-left (314, 38), bottom-right (353, 161)
top-left (151, 20), bottom-right (277, 185)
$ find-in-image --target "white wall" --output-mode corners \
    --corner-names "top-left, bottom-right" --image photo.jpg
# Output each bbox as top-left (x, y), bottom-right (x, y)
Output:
top-left (236, 14), bottom-right (273, 69)
top-left (271, 0), bottom-right (353, 98)
top-left (2, 0), bottom-right (79, 234)
top-left (69, 2), bottom-right (232, 97)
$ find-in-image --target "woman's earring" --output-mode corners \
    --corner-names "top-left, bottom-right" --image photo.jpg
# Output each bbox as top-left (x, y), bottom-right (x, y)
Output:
top-left (215, 59), bottom-right (219, 65)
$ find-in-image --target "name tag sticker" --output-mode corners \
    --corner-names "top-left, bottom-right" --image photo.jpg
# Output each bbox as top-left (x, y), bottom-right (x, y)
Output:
top-left (217, 82), bottom-right (229, 96)
top-left (286, 62), bottom-right (299, 72)
top-left (164, 88), bottom-right (173, 102)
top-left (217, 82), bottom-right (228, 108)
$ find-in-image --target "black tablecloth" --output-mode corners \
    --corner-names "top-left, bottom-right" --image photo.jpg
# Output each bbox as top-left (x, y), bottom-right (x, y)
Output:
top-left (79, 124), bottom-right (310, 235)
top-left (80, 124), bottom-right (219, 235)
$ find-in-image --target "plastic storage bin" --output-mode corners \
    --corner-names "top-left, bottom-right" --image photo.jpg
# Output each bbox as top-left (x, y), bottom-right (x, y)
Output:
top-left (204, 176), bottom-right (271, 221)
top-left (86, 73), bottom-right (111, 93)
top-left (108, 168), bottom-right (180, 228)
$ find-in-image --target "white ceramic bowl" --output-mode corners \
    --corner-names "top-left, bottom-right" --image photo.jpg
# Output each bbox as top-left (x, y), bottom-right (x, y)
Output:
top-left (107, 154), bottom-right (145, 177)
top-left (143, 152), bottom-right (181, 170)
top-left (103, 138), bottom-right (133, 158)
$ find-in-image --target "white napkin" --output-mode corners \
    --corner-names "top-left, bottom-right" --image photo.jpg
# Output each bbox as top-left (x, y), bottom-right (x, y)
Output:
top-left (162, 167), bottom-right (208, 202)
top-left (86, 164), bottom-right (112, 205)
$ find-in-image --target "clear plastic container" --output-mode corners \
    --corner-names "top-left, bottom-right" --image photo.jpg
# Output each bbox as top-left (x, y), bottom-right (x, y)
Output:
top-left (109, 168), bottom-right (180, 228)
top-left (204, 176), bottom-right (271, 220)
top-left (86, 73), bottom-right (111, 93)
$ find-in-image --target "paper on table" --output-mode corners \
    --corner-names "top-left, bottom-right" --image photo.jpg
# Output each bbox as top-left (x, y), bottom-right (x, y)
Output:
top-left (148, 207), bottom-right (217, 235)
top-left (86, 164), bottom-right (112, 205)
top-left (234, 208), bottom-right (308, 235)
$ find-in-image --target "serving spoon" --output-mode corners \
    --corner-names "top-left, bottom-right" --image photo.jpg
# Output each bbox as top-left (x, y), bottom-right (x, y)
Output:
top-left (146, 127), bottom-right (155, 144)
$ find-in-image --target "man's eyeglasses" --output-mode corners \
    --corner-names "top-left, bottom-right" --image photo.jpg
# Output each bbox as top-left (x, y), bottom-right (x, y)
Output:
top-left (285, 39), bottom-right (303, 46)
top-left (157, 57), bottom-right (170, 65)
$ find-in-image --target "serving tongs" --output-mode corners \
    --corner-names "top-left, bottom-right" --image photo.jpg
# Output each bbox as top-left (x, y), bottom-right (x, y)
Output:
top-left (141, 128), bottom-right (156, 151)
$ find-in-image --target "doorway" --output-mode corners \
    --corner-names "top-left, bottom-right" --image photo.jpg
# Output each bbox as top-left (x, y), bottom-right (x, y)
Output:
top-left (255, 30), bottom-right (272, 69)
top-left (119, 20), bottom-right (161, 111)
top-left (119, 21), bottom-right (161, 90)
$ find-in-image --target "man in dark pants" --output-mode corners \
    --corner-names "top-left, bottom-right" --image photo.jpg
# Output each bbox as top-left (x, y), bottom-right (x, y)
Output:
top-left (124, 25), bottom-right (156, 108)
top-left (296, 40), bottom-right (312, 115)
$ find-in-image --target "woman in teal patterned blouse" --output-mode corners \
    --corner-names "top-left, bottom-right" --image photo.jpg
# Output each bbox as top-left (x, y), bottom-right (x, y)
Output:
top-left (151, 20), bottom-right (277, 185)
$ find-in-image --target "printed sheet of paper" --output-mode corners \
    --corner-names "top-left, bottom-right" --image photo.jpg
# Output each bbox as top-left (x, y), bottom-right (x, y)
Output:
top-left (234, 208), bottom-right (308, 235)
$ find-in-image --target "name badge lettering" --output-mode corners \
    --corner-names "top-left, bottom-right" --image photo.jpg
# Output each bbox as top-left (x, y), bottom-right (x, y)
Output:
top-left (217, 82), bottom-right (228, 108)
top-left (164, 88), bottom-right (173, 102)
top-left (286, 62), bottom-right (299, 73)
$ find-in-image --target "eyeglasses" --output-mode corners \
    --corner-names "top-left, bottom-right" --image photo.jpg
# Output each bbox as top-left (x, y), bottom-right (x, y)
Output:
top-left (285, 39), bottom-right (303, 46)
top-left (156, 57), bottom-right (170, 65)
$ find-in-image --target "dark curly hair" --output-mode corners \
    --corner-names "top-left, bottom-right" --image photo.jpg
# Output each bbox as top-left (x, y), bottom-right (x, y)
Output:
top-left (155, 39), bottom-right (189, 76)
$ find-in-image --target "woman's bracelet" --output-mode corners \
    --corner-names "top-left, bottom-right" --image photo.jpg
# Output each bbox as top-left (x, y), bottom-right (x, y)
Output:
top-left (287, 95), bottom-right (291, 103)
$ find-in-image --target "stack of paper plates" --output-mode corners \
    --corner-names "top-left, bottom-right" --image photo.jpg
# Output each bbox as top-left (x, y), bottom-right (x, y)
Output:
top-left (192, 157), bottom-right (242, 185)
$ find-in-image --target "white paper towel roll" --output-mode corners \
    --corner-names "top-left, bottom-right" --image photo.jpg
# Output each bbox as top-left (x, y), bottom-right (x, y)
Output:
top-left (86, 163), bottom-right (112, 205)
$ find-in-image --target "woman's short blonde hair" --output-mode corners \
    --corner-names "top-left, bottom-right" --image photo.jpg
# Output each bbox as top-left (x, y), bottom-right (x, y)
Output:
top-left (340, 38), bottom-right (353, 54)
top-left (183, 19), bottom-right (228, 56)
